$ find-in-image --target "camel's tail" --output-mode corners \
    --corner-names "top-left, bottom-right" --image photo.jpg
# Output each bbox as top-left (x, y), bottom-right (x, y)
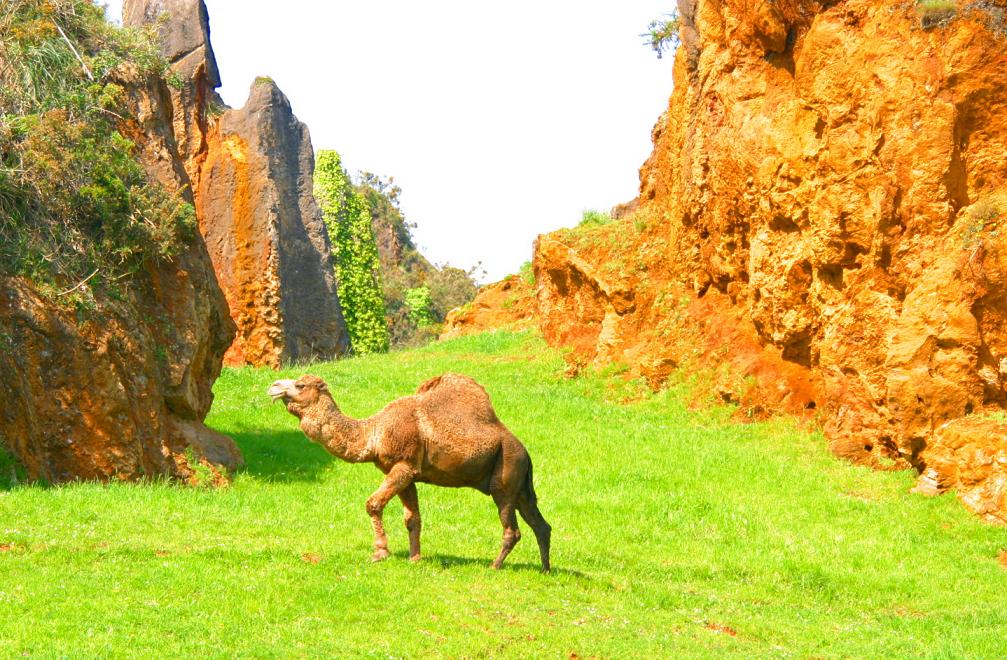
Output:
top-left (523, 458), bottom-right (538, 506)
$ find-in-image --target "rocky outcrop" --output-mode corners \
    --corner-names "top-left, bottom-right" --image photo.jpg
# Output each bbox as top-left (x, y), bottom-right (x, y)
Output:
top-left (125, 0), bottom-right (350, 368)
top-left (529, 1), bottom-right (1007, 519)
top-left (914, 417), bottom-right (1007, 525)
top-left (123, 0), bottom-right (220, 184)
top-left (441, 275), bottom-right (536, 339)
top-left (0, 66), bottom-right (240, 482)
top-left (197, 80), bottom-right (350, 367)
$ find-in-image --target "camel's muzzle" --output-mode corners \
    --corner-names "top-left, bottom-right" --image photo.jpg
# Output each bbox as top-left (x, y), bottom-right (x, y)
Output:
top-left (267, 379), bottom-right (296, 402)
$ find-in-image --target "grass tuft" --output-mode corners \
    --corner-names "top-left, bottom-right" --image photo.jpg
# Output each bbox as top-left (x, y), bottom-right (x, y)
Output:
top-left (917, 0), bottom-right (958, 29)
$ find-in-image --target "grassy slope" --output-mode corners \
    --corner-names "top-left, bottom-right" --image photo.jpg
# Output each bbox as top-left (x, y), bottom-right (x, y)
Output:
top-left (1, 331), bottom-right (1006, 657)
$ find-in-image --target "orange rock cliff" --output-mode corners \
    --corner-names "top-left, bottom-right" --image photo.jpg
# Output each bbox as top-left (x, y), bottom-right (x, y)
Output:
top-left (0, 35), bottom-right (240, 482)
top-left (470, 1), bottom-right (1007, 521)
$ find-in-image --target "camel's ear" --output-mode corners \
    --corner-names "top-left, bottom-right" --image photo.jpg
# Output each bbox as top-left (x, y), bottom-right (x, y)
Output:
top-left (317, 381), bottom-right (328, 393)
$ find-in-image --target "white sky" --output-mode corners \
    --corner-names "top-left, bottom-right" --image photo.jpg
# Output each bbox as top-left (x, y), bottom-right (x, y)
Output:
top-left (104, 1), bottom-right (674, 281)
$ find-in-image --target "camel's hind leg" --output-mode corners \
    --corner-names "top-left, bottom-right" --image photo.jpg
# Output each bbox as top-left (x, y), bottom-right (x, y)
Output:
top-left (489, 439), bottom-right (530, 569)
top-left (517, 494), bottom-right (551, 573)
top-left (366, 463), bottom-right (414, 562)
top-left (490, 492), bottom-right (521, 569)
top-left (398, 483), bottom-right (422, 561)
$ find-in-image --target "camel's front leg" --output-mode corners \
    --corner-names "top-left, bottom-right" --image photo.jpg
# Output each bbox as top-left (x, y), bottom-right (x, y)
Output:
top-left (399, 483), bottom-right (421, 561)
top-left (366, 463), bottom-right (415, 562)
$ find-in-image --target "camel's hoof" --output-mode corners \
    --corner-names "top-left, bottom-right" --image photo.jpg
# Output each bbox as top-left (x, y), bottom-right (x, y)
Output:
top-left (409, 554), bottom-right (422, 563)
top-left (370, 549), bottom-right (390, 563)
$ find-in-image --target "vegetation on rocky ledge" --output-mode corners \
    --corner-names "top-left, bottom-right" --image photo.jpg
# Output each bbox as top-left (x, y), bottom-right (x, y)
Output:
top-left (643, 10), bottom-right (681, 58)
top-left (0, 0), bottom-right (194, 302)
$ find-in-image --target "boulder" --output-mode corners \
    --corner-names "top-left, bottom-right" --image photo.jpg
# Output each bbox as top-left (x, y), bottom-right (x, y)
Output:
top-left (915, 417), bottom-right (1007, 525)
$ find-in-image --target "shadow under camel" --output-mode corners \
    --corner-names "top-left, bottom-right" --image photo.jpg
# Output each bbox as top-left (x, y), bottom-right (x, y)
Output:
top-left (397, 551), bottom-right (587, 578)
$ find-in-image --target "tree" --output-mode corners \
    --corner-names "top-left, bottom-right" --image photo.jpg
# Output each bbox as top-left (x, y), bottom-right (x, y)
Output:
top-left (643, 12), bottom-right (681, 59)
top-left (354, 170), bottom-right (479, 348)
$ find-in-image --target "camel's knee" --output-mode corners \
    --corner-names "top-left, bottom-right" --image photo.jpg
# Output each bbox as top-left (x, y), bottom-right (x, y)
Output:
top-left (503, 527), bottom-right (521, 547)
top-left (366, 497), bottom-right (384, 518)
top-left (404, 510), bottom-right (421, 532)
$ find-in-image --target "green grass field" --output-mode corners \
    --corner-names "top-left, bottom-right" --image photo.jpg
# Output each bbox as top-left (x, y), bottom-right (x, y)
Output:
top-left (2, 331), bottom-right (1007, 657)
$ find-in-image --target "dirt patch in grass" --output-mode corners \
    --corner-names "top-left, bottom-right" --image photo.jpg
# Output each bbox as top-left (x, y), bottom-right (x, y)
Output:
top-left (705, 622), bottom-right (738, 636)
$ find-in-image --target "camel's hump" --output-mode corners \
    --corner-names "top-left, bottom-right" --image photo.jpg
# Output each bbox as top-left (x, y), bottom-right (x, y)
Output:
top-left (415, 373), bottom-right (484, 394)
top-left (414, 373), bottom-right (500, 426)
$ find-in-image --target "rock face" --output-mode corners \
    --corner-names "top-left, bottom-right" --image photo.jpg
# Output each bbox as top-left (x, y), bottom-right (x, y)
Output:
top-left (198, 80), bottom-right (350, 367)
top-left (0, 66), bottom-right (240, 482)
top-left (125, 0), bottom-right (350, 368)
top-left (530, 1), bottom-right (1007, 519)
top-left (123, 0), bottom-right (220, 184)
top-left (915, 417), bottom-right (1007, 525)
top-left (441, 275), bottom-right (536, 339)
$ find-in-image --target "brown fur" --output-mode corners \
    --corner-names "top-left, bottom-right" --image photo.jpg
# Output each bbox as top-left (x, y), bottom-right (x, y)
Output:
top-left (268, 373), bottom-right (551, 571)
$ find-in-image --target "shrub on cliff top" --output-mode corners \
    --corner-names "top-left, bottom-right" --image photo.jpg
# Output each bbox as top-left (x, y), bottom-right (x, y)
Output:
top-left (0, 0), bottom-right (195, 300)
top-left (643, 11), bottom-right (681, 59)
top-left (917, 0), bottom-right (958, 29)
top-left (314, 150), bottom-right (390, 355)
top-left (579, 209), bottom-right (613, 228)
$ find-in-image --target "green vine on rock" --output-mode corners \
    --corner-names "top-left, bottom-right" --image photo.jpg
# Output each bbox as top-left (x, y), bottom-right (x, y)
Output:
top-left (314, 150), bottom-right (390, 355)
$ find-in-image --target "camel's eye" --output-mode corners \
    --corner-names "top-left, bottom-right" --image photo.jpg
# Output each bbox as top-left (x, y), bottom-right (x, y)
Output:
top-left (295, 383), bottom-right (304, 390)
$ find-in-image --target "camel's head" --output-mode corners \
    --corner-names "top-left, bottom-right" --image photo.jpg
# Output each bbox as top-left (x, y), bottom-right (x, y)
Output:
top-left (267, 375), bottom-right (331, 418)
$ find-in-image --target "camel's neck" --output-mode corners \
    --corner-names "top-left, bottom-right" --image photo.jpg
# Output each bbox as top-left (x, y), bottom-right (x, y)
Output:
top-left (298, 397), bottom-right (372, 463)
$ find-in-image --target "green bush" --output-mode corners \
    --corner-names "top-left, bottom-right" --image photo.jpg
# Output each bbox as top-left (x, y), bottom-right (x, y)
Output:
top-left (354, 171), bottom-right (478, 348)
top-left (0, 0), bottom-right (195, 300)
top-left (519, 260), bottom-right (535, 286)
top-left (314, 150), bottom-right (390, 355)
top-left (961, 199), bottom-right (1000, 253)
top-left (426, 265), bottom-right (479, 321)
top-left (579, 209), bottom-right (613, 228)
top-left (404, 286), bottom-right (435, 328)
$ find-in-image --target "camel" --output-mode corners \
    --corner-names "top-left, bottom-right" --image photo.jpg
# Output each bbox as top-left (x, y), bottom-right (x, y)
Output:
top-left (266, 373), bottom-right (552, 572)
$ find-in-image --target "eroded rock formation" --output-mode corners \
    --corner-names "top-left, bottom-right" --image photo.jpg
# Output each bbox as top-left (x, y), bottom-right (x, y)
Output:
top-left (529, 1), bottom-right (1007, 519)
top-left (914, 416), bottom-right (1007, 525)
top-left (125, 0), bottom-right (350, 368)
top-left (197, 80), bottom-right (350, 367)
top-left (0, 65), bottom-right (240, 482)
